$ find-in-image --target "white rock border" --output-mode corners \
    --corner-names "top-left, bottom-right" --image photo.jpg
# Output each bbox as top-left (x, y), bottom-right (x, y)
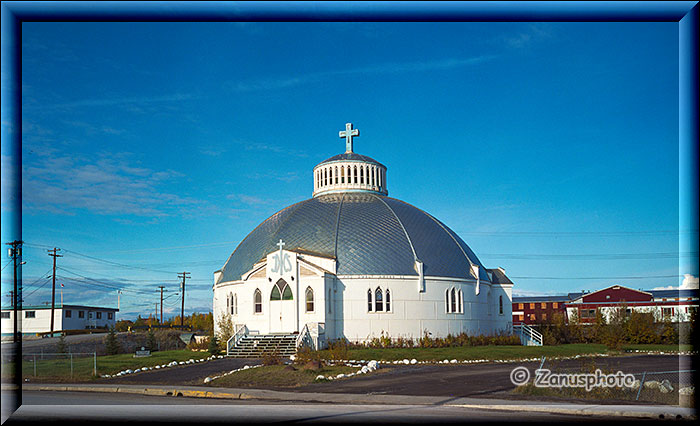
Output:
top-left (101, 355), bottom-right (219, 378)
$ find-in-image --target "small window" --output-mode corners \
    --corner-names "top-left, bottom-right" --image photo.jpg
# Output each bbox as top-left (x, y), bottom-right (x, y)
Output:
top-left (445, 289), bottom-right (450, 313)
top-left (305, 287), bottom-right (314, 313)
top-left (367, 289), bottom-right (373, 312)
top-left (540, 302), bottom-right (546, 309)
top-left (529, 314), bottom-right (536, 321)
top-left (553, 302), bottom-right (558, 309)
top-left (385, 289), bottom-right (391, 312)
top-left (233, 294), bottom-right (238, 315)
top-left (108, 312), bottom-right (113, 320)
top-left (499, 295), bottom-right (504, 315)
top-left (96, 312), bottom-right (102, 319)
top-left (458, 289), bottom-right (463, 313)
top-left (450, 288), bottom-right (456, 313)
top-left (78, 311), bottom-right (84, 318)
top-left (542, 313), bottom-right (547, 321)
top-left (254, 289), bottom-right (262, 313)
top-left (1, 312), bottom-right (10, 319)
top-left (89, 312), bottom-right (93, 319)
top-left (375, 287), bottom-right (383, 312)
top-left (65, 310), bottom-right (72, 318)
top-left (518, 314), bottom-right (524, 321)
top-left (25, 311), bottom-right (36, 318)
top-left (529, 303), bottom-right (535, 309)
top-left (518, 303), bottom-right (524, 310)
top-left (328, 289), bottom-right (332, 313)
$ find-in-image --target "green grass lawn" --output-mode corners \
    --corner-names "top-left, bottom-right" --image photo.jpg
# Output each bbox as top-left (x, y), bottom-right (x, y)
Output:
top-left (316, 344), bottom-right (611, 362)
top-left (20, 349), bottom-right (209, 381)
top-left (315, 343), bottom-right (694, 362)
top-left (206, 364), bottom-right (359, 388)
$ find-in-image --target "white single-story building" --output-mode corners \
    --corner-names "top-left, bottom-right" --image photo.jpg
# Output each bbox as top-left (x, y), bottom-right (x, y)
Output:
top-left (1, 304), bottom-right (118, 336)
top-left (213, 123), bottom-right (514, 349)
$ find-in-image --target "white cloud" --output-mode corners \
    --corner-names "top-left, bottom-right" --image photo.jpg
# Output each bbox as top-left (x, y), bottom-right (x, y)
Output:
top-left (226, 55), bottom-right (497, 93)
top-left (22, 153), bottom-right (203, 218)
top-left (681, 274), bottom-right (699, 289)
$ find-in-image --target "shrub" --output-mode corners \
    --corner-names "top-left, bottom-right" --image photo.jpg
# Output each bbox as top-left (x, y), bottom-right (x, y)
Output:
top-left (327, 338), bottom-right (349, 360)
top-left (262, 348), bottom-right (283, 366)
top-left (146, 330), bottom-right (157, 351)
top-left (56, 334), bottom-right (68, 354)
top-left (295, 346), bottom-right (322, 365)
top-left (216, 313), bottom-right (234, 352)
top-left (208, 334), bottom-right (220, 356)
top-left (104, 327), bottom-right (121, 355)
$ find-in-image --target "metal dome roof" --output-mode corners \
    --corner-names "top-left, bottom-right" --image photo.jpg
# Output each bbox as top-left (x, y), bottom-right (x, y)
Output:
top-left (219, 192), bottom-right (490, 283)
top-left (317, 152), bottom-right (385, 167)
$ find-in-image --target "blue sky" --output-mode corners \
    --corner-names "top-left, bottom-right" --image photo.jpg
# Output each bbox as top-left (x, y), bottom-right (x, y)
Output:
top-left (2, 21), bottom-right (693, 320)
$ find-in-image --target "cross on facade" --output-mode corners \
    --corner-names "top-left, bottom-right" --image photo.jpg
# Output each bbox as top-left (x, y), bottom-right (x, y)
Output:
top-left (339, 122), bottom-right (359, 153)
top-left (276, 239), bottom-right (285, 259)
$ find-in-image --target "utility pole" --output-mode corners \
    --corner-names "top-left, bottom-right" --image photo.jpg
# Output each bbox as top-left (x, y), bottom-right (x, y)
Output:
top-left (6, 240), bottom-right (23, 343)
top-left (178, 272), bottom-right (190, 329)
top-left (158, 285), bottom-right (165, 324)
top-left (47, 248), bottom-right (62, 335)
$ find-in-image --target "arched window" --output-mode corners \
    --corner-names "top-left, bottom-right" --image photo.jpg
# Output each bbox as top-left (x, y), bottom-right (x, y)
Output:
top-left (385, 289), bottom-right (391, 312)
top-left (458, 289), bottom-right (463, 314)
top-left (375, 287), bottom-right (383, 312)
top-left (254, 289), bottom-right (262, 313)
top-left (335, 166), bottom-right (339, 184)
top-left (367, 289), bottom-right (373, 312)
top-left (233, 294), bottom-right (238, 315)
top-left (451, 288), bottom-right (456, 313)
top-left (445, 289), bottom-right (450, 313)
top-left (328, 289), bottom-right (332, 313)
top-left (353, 166), bottom-right (357, 184)
top-left (499, 295), bottom-right (504, 315)
top-left (226, 293), bottom-right (230, 311)
top-left (305, 287), bottom-right (314, 312)
top-left (341, 166), bottom-right (345, 184)
top-left (229, 292), bottom-right (234, 315)
top-left (270, 284), bottom-right (281, 301)
top-left (271, 279), bottom-right (293, 301)
top-left (360, 166), bottom-right (365, 184)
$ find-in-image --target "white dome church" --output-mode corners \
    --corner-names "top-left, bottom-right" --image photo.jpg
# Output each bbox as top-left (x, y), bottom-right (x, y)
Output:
top-left (213, 123), bottom-right (514, 351)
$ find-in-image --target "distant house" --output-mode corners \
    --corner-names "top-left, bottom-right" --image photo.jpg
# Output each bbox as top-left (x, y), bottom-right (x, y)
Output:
top-left (513, 285), bottom-right (698, 326)
top-left (566, 285), bottom-right (698, 323)
top-left (0, 304), bottom-right (118, 336)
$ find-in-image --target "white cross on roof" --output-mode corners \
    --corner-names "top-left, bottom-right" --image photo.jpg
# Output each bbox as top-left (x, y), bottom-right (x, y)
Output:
top-left (339, 122), bottom-right (359, 153)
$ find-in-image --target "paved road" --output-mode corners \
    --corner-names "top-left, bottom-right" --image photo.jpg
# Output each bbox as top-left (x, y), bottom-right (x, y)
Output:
top-left (296, 355), bottom-right (690, 400)
top-left (91, 357), bottom-right (260, 386)
top-left (7, 391), bottom-right (643, 423)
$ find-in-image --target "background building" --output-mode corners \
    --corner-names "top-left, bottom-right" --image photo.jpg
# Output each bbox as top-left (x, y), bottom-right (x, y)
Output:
top-left (513, 285), bottom-right (698, 325)
top-left (1, 304), bottom-right (118, 336)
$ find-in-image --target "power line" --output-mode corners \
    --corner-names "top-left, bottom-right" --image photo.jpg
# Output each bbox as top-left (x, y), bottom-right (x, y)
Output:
top-left (60, 248), bottom-right (179, 274)
top-left (459, 230), bottom-right (698, 236)
top-left (56, 267), bottom-right (155, 295)
top-left (510, 274), bottom-right (685, 280)
top-left (480, 252), bottom-right (698, 260)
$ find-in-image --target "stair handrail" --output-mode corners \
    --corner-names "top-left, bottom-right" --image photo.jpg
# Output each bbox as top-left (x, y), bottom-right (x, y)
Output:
top-left (514, 323), bottom-right (542, 346)
top-left (296, 323), bottom-right (313, 350)
top-left (227, 324), bottom-right (248, 354)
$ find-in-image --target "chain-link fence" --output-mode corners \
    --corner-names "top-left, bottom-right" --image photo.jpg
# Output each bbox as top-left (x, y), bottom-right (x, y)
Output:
top-left (528, 357), bottom-right (695, 405)
top-left (6, 352), bottom-right (98, 380)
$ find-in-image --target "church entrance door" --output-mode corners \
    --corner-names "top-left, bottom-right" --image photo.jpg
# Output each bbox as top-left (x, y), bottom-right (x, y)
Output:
top-left (269, 279), bottom-right (296, 334)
